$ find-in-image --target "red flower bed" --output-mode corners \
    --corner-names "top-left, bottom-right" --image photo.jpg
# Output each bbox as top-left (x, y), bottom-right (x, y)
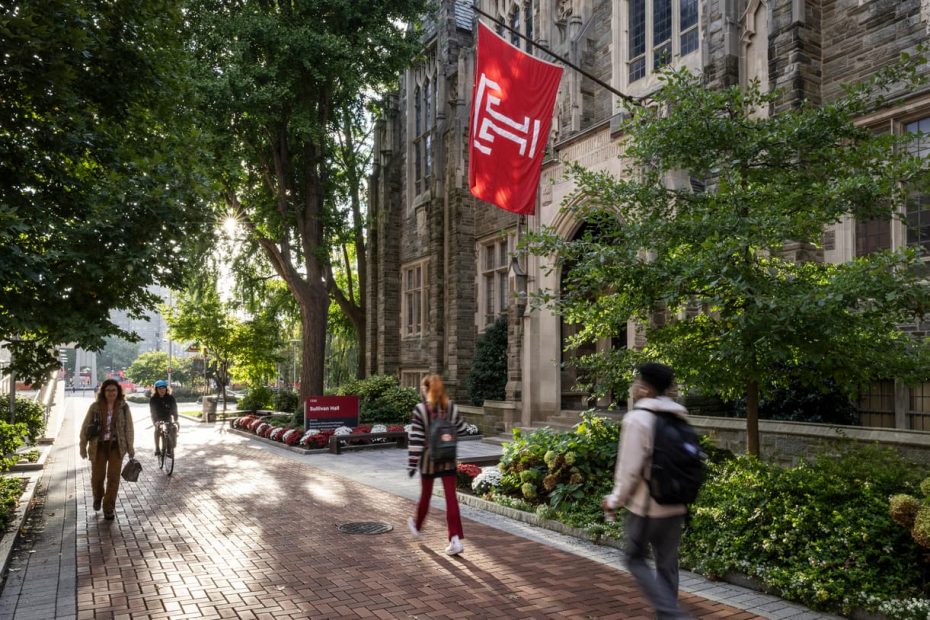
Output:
top-left (456, 463), bottom-right (482, 489)
top-left (349, 424), bottom-right (373, 445)
top-left (300, 429), bottom-right (335, 449)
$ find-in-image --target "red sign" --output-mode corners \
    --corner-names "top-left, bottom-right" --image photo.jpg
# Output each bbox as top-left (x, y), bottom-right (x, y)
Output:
top-left (304, 395), bottom-right (359, 430)
top-left (468, 22), bottom-right (563, 215)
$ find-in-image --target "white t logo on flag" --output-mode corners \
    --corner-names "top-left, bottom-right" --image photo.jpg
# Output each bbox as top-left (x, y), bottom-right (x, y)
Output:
top-left (471, 73), bottom-right (542, 158)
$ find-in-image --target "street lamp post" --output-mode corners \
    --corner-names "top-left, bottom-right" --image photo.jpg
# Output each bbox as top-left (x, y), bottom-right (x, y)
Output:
top-left (290, 339), bottom-right (300, 390)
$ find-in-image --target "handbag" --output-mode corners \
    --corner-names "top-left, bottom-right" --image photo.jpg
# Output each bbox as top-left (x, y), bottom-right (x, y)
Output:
top-left (121, 458), bottom-right (142, 482)
top-left (86, 414), bottom-right (100, 440)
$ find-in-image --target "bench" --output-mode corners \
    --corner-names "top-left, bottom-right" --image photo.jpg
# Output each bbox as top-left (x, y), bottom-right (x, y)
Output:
top-left (328, 431), bottom-right (409, 454)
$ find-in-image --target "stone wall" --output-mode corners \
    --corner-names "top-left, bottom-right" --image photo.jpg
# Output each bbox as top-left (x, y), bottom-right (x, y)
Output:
top-left (582, 0), bottom-right (613, 127)
top-left (367, 100), bottom-right (404, 378)
top-left (821, 0), bottom-right (930, 105)
top-left (770, 0), bottom-right (823, 111)
top-left (703, 0), bottom-right (740, 88)
top-left (691, 415), bottom-right (930, 467)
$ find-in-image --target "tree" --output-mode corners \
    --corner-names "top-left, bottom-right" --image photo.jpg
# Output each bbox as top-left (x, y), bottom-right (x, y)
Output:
top-left (466, 316), bottom-right (509, 406)
top-left (127, 351), bottom-right (193, 387)
top-left (328, 104), bottom-right (373, 380)
top-left (186, 0), bottom-right (428, 403)
top-left (0, 0), bottom-right (213, 382)
top-left (165, 286), bottom-right (238, 414)
top-left (165, 282), bottom-right (281, 415)
top-left (525, 62), bottom-right (930, 455)
top-left (97, 338), bottom-right (140, 381)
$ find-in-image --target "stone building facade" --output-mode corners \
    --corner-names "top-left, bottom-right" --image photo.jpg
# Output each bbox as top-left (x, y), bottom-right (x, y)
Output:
top-left (367, 0), bottom-right (930, 428)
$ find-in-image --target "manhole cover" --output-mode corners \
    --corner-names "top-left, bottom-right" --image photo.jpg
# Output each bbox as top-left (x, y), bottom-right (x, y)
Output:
top-left (336, 521), bottom-right (394, 535)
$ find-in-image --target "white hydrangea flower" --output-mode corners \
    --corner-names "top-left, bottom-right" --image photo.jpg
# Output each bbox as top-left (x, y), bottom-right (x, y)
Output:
top-left (472, 466), bottom-right (503, 495)
top-left (333, 426), bottom-right (353, 436)
top-left (464, 423), bottom-right (479, 435)
top-left (371, 424), bottom-right (387, 434)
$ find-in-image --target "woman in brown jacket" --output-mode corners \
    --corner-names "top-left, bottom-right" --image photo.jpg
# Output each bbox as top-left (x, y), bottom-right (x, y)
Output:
top-left (80, 378), bottom-right (135, 520)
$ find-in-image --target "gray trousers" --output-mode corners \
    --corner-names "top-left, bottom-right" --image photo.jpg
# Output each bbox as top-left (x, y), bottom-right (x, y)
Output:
top-left (624, 512), bottom-right (689, 620)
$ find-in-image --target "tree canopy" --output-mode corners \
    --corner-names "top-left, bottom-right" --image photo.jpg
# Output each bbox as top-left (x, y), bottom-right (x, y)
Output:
top-left (127, 351), bottom-right (193, 387)
top-left (0, 0), bottom-right (214, 382)
top-left (526, 60), bottom-right (930, 454)
top-left (186, 0), bottom-right (429, 401)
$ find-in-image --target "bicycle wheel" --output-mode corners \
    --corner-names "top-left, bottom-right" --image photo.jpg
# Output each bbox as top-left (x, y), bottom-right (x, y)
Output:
top-left (158, 432), bottom-right (166, 470)
top-left (164, 439), bottom-right (174, 476)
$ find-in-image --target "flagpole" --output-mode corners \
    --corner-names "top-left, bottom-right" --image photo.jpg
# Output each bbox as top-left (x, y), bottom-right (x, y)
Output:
top-left (472, 6), bottom-right (640, 106)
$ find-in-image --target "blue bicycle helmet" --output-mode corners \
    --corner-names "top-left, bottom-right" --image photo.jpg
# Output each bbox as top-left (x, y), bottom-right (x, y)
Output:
top-left (154, 380), bottom-right (168, 388)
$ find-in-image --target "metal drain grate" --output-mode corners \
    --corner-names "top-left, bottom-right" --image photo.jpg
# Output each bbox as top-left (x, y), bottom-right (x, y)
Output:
top-left (336, 521), bottom-right (394, 535)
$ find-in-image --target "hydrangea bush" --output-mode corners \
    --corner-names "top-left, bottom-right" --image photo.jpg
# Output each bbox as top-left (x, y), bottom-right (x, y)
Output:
top-left (472, 466), bottom-right (502, 496)
top-left (488, 412), bottom-right (930, 618)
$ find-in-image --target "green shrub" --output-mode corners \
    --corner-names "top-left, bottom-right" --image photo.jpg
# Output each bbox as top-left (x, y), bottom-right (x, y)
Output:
top-left (498, 412), bottom-right (619, 512)
top-left (239, 386), bottom-right (274, 411)
top-left (273, 389), bottom-right (299, 415)
top-left (682, 446), bottom-right (929, 615)
top-left (465, 315), bottom-right (508, 405)
top-left (729, 370), bottom-right (858, 425)
top-left (491, 414), bottom-right (930, 617)
top-left (0, 420), bottom-right (27, 472)
top-left (0, 477), bottom-right (25, 531)
top-left (361, 386), bottom-right (419, 424)
top-left (336, 375), bottom-right (419, 424)
top-left (0, 395), bottom-right (46, 443)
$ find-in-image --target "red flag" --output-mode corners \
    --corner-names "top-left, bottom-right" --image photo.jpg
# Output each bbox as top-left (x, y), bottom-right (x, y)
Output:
top-left (468, 22), bottom-right (563, 216)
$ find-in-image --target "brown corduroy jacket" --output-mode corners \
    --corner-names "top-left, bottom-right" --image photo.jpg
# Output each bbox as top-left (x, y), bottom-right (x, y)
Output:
top-left (79, 400), bottom-right (135, 461)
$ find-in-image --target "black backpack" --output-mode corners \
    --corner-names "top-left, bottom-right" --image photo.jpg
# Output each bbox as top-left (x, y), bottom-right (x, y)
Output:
top-left (428, 405), bottom-right (458, 465)
top-left (642, 408), bottom-right (706, 505)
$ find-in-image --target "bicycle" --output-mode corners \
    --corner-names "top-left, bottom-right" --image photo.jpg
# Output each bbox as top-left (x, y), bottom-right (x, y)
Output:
top-left (155, 420), bottom-right (178, 475)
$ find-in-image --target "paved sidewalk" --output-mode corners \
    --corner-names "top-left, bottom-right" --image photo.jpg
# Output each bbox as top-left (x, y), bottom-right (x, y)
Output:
top-left (0, 396), bottom-right (835, 619)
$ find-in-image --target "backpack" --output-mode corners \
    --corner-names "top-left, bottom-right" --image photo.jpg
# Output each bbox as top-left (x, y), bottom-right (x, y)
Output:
top-left (642, 408), bottom-right (706, 505)
top-left (428, 405), bottom-right (458, 465)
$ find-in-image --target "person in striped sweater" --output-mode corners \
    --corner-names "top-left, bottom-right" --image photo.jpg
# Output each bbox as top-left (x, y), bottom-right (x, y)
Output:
top-left (407, 374), bottom-right (469, 555)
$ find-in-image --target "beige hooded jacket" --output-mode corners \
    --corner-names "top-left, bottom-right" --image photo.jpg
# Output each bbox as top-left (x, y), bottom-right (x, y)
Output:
top-left (604, 396), bottom-right (688, 518)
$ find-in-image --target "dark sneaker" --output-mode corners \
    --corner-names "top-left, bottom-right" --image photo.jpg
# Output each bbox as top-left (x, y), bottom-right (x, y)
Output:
top-left (93, 499), bottom-right (101, 511)
top-left (104, 512), bottom-right (115, 520)
top-left (154, 450), bottom-right (161, 457)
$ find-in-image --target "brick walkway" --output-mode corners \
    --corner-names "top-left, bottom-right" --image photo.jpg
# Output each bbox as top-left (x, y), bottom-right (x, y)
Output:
top-left (0, 396), bottom-right (835, 619)
top-left (68, 412), bottom-right (759, 619)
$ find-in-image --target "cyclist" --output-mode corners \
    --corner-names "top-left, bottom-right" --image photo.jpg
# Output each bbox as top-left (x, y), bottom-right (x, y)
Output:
top-left (149, 380), bottom-right (179, 457)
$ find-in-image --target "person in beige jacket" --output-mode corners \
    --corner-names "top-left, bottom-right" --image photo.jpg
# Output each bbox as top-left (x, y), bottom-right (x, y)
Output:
top-left (603, 363), bottom-right (691, 620)
top-left (80, 378), bottom-right (135, 520)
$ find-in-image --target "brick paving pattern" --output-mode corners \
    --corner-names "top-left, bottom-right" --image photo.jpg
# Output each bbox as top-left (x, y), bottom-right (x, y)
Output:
top-left (69, 414), bottom-right (762, 620)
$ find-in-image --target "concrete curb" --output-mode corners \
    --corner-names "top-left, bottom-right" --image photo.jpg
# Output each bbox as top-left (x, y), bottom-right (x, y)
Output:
top-left (9, 446), bottom-right (50, 473)
top-left (0, 471), bottom-right (42, 582)
top-left (447, 488), bottom-right (626, 551)
top-left (228, 426), bottom-right (483, 455)
top-left (227, 428), bottom-right (328, 455)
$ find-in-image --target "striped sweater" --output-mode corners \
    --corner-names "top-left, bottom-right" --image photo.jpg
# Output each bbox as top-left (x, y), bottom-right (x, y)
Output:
top-left (407, 401), bottom-right (467, 477)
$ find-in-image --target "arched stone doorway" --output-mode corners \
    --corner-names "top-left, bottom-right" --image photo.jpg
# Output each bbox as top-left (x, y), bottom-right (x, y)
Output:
top-left (558, 223), bottom-right (627, 410)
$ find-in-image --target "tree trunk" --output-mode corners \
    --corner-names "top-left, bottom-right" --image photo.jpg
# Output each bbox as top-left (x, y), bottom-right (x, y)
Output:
top-left (355, 324), bottom-right (366, 380)
top-left (746, 379), bottom-right (760, 456)
top-left (296, 284), bottom-right (329, 402)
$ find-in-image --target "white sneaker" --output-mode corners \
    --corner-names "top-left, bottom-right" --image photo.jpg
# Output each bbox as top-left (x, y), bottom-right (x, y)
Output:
top-left (407, 517), bottom-right (420, 539)
top-left (444, 536), bottom-right (464, 556)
